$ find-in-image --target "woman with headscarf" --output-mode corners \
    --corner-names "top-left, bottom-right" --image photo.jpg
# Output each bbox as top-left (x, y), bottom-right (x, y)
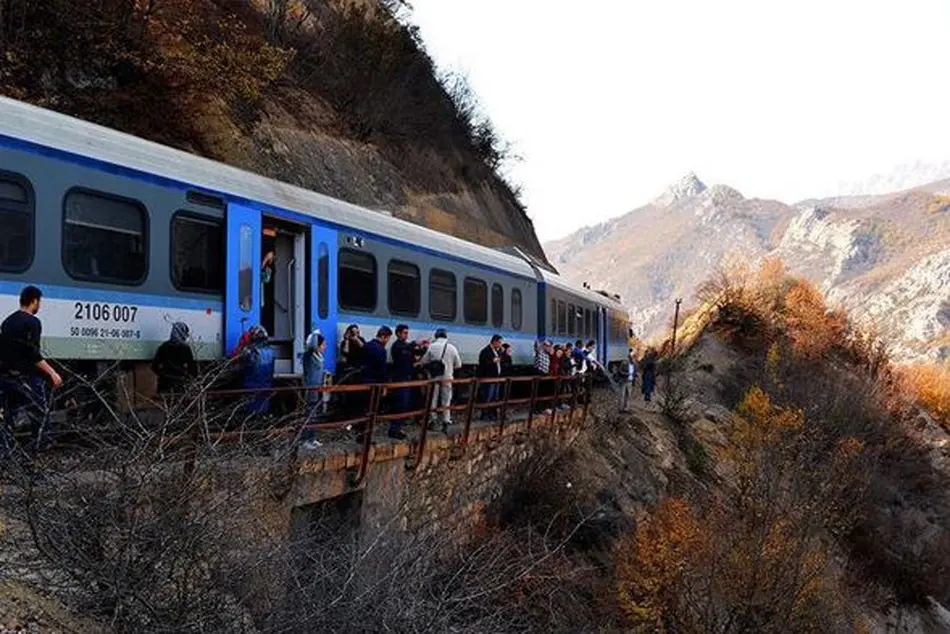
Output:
top-left (301, 329), bottom-right (327, 450)
top-left (238, 325), bottom-right (275, 416)
top-left (151, 322), bottom-right (198, 394)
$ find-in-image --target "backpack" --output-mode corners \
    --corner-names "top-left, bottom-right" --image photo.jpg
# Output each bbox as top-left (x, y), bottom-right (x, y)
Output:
top-left (425, 341), bottom-right (449, 378)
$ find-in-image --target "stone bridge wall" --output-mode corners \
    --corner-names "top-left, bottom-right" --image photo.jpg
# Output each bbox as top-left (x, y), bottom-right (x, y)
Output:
top-left (274, 409), bottom-right (588, 541)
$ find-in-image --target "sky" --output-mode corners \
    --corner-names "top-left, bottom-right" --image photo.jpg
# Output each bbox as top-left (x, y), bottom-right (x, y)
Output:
top-left (408, 0), bottom-right (950, 242)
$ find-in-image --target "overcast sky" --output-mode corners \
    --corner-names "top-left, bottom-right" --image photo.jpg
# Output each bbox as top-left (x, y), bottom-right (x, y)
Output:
top-left (408, 0), bottom-right (950, 242)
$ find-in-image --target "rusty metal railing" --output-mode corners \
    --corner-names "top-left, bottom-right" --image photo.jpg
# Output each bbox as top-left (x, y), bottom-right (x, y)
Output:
top-left (169, 373), bottom-right (593, 485)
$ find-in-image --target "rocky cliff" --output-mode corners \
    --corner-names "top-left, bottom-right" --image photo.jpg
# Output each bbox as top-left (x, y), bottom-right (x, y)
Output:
top-left (545, 173), bottom-right (950, 361)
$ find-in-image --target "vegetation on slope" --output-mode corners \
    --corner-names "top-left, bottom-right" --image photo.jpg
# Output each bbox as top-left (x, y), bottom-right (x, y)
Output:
top-left (0, 0), bottom-right (542, 257)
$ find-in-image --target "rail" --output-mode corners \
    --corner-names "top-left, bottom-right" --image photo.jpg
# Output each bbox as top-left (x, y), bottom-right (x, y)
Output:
top-left (176, 373), bottom-right (594, 484)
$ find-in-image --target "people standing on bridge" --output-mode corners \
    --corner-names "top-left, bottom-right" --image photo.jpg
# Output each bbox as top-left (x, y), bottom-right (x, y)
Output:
top-left (422, 328), bottom-right (461, 433)
top-left (641, 348), bottom-right (658, 403)
top-left (572, 339), bottom-right (587, 375)
top-left (336, 324), bottom-right (366, 422)
top-left (301, 328), bottom-right (327, 451)
top-left (359, 326), bottom-right (394, 439)
top-left (151, 322), bottom-right (197, 396)
top-left (556, 344), bottom-right (574, 411)
top-left (337, 324), bottom-right (365, 384)
top-left (390, 324), bottom-right (416, 437)
top-left (477, 335), bottom-right (503, 421)
top-left (563, 342), bottom-right (575, 375)
top-left (533, 339), bottom-right (552, 414)
top-left (500, 343), bottom-right (513, 376)
top-left (619, 349), bottom-right (638, 413)
top-left (0, 286), bottom-right (62, 454)
top-left (238, 325), bottom-right (275, 416)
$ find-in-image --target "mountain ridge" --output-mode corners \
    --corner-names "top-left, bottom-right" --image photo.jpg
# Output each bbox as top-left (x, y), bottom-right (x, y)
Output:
top-left (545, 171), bottom-right (950, 362)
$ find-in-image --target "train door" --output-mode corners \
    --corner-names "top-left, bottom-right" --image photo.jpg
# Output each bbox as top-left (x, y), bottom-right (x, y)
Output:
top-left (262, 218), bottom-right (307, 376)
top-left (310, 225), bottom-right (338, 374)
top-left (225, 203), bottom-right (261, 355)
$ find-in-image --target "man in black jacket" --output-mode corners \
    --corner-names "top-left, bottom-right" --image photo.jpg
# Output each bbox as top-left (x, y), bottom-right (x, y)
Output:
top-left (477, 334), bottom-right (503, 421)
top-left (0, 286), bottom-right (62, 453)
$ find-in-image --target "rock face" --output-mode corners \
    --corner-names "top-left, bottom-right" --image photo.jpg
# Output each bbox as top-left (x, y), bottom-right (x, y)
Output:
top-left (545, 174), bottom-right (950, 361)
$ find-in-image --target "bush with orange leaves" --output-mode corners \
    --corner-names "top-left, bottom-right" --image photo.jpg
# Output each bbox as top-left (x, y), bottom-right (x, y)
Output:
top-left (784, 280), bottom-right (849, 360)
top-left (898, 363), bottom-right (950, 429)
top-left (616, 388), bottom-right (865, 632)
top-left (693, 258), bottom-right (889, 373)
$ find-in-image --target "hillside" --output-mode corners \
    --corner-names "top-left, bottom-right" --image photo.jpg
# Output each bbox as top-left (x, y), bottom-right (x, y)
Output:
top-left (545, 173), bottom-right (950, 361)
top-left (0, 0), bottom-right (546, 262)
top-left (4, 264), bottom-right (950, 632)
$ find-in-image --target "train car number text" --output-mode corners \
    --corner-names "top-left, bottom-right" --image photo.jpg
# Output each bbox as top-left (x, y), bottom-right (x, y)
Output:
top-left (73, 302), bottom-right (139, 323)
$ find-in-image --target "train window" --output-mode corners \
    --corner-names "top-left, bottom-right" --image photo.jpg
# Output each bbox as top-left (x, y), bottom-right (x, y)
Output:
top-left (430, 269), bottom-right (457, 321)
top-left (567, 304), bottom-right (576, 337)
top-left (491, 283), bottom-right (504, 328)
top-left (388, 260), bottom-right (420, 317)
top-left (557, 301), bottom-right (566, 336)
top-left (593, 309), bottom-right (600, 341)
top-left (550, 299), bottom-right (557, 333)
top-left (585, 309), bottom-right (592, 339)
top-left (511, 289), bottom-right (523, 331)
top-left (464, 277), bottom-right (488, 325)
top-left (63, 189), bottom-right (147, 285)
top-left (170, 213), bottom-right (224, 293)
top-left (0, 173), bottom-right (33, 273)
top-left (318, 243), bottom-right (329, 319)
top-left (338, 249), bottom-right (377, 312)
top-left (238, 224), bottom-right (253, 311)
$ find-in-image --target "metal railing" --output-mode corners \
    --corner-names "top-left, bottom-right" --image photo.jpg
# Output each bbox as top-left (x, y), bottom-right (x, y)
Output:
top-left (179, 373), bottom-right (594, 484)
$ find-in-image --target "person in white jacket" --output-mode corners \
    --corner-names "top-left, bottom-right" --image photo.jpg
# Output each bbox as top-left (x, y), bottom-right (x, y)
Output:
top-left (421, 328), bottom-right (462, 432)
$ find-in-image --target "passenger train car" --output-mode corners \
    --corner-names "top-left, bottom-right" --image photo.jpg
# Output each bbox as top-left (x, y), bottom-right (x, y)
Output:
top-left (0, 96), bottom-right (630, 386)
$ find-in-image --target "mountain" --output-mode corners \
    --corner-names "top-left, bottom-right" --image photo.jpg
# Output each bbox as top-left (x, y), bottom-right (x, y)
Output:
top-left (544, 173), bottom-right (950, 362)
top-left (0, 0), bottom-right (546, 263)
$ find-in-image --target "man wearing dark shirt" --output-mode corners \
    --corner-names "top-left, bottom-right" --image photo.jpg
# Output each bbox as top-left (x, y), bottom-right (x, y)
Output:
top-left (390, 324), bottom-right (416, 440)
top-left (0, 286), bottom-right (62, 453)
top-left (477, 335), bottom-right (504, 421)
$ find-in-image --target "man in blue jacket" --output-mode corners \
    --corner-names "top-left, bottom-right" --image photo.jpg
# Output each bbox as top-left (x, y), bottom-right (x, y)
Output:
top-left (359, 326), bottom-right (395, 439)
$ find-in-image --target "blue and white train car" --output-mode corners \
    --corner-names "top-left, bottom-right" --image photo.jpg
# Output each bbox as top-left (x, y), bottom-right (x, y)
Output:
top-left (0, 96), bottom-right (629, 386)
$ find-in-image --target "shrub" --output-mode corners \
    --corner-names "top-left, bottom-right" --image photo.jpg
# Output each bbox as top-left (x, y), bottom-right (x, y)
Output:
top-left (899, 363), bottom-right (950, 429)
top-left (784, 280), bottom-right (848, 360)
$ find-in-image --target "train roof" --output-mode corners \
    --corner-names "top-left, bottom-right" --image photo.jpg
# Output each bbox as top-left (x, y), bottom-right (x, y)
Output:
top-left (0, 96), bottom-right (536, 279)
top-left (540, 269), bottom-right (626, 309)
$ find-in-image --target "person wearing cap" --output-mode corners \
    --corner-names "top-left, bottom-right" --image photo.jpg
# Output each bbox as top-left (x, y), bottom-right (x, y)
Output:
top-left (477, 334), bottom-right (504, 421)
top-left (421, 328), bottom-right (461, 433)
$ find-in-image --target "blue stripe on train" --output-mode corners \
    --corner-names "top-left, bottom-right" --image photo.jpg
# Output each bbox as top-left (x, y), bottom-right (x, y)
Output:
top-left (0, 280), bottom-right (223, 311)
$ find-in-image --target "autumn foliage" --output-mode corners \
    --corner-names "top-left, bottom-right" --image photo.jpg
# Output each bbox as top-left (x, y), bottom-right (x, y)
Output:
top-left (616, 388), bottom-right (863, 632)
top-left (690, 257), bottom-right (888, 376)
top-left (899, 363), bottom-right (950, 429)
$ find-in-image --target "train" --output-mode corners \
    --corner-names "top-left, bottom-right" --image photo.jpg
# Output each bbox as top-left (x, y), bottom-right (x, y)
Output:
top-left (0, 96), bottom-right (630, 391)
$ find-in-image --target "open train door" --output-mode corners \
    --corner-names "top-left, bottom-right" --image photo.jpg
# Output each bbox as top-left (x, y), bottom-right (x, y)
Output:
top-left (598, 307), bottom-right (608, 366)
top-left (225, 203), bottom-right (262, 355)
